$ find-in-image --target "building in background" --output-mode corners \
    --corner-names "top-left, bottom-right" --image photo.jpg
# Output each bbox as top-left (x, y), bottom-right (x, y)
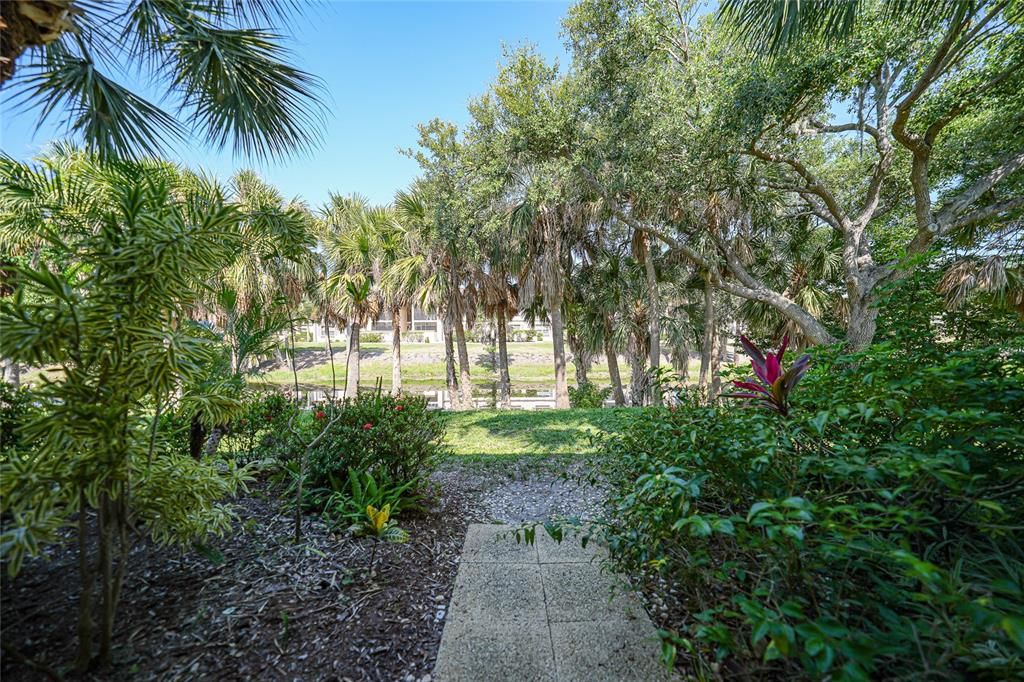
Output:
top-left (306, 307), bottom-right (550, 345)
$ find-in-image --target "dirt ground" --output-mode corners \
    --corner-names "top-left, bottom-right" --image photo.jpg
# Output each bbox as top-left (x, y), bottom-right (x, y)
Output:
top-left (0, 459), bottom-right (605, 681)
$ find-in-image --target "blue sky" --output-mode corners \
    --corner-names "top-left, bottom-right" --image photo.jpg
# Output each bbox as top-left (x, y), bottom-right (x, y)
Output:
top-left (1, 1), bottom-right (572, 207)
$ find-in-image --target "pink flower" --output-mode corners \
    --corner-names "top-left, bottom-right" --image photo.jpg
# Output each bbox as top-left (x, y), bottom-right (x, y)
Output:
top-left (363, 422), bottom-right (373, 430)
top-left (395, 405), bottom-right (404, 412)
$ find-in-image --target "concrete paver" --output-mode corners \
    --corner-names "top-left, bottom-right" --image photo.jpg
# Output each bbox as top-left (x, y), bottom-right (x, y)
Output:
top-left (435, 524), bottom-right (676, 681)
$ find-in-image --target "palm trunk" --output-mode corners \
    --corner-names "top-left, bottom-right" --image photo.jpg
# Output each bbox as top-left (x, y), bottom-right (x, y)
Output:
top-left (643, 236), bottom-right (661, 405)
top-left (550, 306), bottom-right (570, 409)
top-left (569, 332), bottom-right (591, 387)
top-left (288, 317), bottom-right (300, 400)
top-left (603, 317), bottom-right (626, 406)
top-left (496, 309), bottom-right (511, 409)
top-left (97, 488), bottom-right (127, 668)
top-left (345, 322), bottom-right (360, 400)
top-left (227, 311), bottom-right (239, 374)
top-left (676, 347), bottom-right (691, 384)
top-left (453, 305), bottom-right (473, 410)
top-left (391, 307), bottom-right (403, 394)
top-left (699, 278), bottom-right (715, 389)
top-left (628, 340), bottom-right (648, 407)
top-left (324, 317), bottom-right (337, 401)
top-left (442, 317), bottom-right (460, 409)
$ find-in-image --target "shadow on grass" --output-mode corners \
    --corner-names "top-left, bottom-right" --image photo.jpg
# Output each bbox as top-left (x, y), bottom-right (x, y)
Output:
top-left (444, 408), bottom-right (637, 456)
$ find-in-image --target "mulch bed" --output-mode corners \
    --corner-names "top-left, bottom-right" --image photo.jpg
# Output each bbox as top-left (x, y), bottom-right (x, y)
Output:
top-left (1, 476), bottom-right (481, 682)
top-left (1, 458), bottom-right (605, 681)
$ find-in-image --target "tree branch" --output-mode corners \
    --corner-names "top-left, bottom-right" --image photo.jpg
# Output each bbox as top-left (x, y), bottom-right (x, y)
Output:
top-left (579, 166), bottom-right (838, 345)
top-left (745, 144), bottom-right (851, 227)
top-left (946, 196), bottom-right (1024, 232)
top-left (935, 150), bottom-right (1024, 230)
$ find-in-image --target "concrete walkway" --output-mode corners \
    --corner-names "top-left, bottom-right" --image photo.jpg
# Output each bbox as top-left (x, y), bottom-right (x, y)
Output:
top-left (434, 524), bottom-right (674, 681)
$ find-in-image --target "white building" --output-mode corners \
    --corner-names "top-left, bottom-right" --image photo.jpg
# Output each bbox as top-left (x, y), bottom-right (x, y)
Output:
top-left (306, 307), bottom-right (550, 345)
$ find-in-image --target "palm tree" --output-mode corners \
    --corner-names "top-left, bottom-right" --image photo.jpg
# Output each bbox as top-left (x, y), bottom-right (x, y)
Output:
top-left (375, 207), bottom-right (414, 394)
top-left (1, 0), bottom-right (324, 160)
top-left (718, 0), bottom-right (973, 57)
top-left (320, 194), bottom-right (389, 399)
top-left (511, 173), bottom-right (596, 409)
top-left (210, 170), bottom-right (317, 375)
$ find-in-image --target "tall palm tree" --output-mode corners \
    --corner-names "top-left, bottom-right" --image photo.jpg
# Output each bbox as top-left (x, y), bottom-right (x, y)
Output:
top-left (1, 0), bottom-right (324, 160)
top-left (512, 172), bottom-right (596, 409)
top-left (320, 194), bottom-right (389, 399)
top-left (375, 205), bottom-right (415, 394)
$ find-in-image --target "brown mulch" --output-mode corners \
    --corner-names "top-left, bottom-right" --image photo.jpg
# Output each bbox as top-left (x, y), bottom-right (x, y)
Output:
top-left (0, 477), bottom-right (481, 682)
top-left (1, 458), bottom-right (602, 681)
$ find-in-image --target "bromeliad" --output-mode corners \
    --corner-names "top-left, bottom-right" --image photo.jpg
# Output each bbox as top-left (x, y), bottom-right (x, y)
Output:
top-left (726, 334), bottom-right (810, 417)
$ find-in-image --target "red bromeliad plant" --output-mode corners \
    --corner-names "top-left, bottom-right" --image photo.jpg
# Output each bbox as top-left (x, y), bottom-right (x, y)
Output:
top-left (726, 334), bottom-right (811, 417)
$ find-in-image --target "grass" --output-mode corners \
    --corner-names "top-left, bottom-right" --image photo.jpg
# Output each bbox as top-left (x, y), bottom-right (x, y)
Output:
top-left (264, 341), bottom-right (635, 389)
top-left (442, 408), bottom-right (637, 458)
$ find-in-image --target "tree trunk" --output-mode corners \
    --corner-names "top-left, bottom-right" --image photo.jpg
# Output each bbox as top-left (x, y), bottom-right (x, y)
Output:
top-left (76, 490), bottom-right (95, 673)
top-left (96, 492), bottom-right (113, 666)
top-left (847, 297), bottom-right (879, 351)
top-left (603, 317), bottom-right (626, 406)
top-left (628, 339), bottom-right (648, 407)
top-left (676, 348), bottom-right (691, 384)
top-left (345, 322), bottom-right (360, 400)
top-left (453, 304), bottom-right (473, 410)
top-left (569, 332), bottom-right (591, 387)
top-left (1, 357), bottom-right (20, 387)
top-left (442, 318), bottom-right (460, 409)
top-left (202, 426), bottom-right (228, 458)
top-left (324, 317), bottom-right (337, 401)
top-left (496, 309), bottom-right (511, 409)
top-left (189, 413), bottom-right (207, 460)
top-left (699, 279), bottom-right (715, 389)
top-left (710, 326), bottom-right (724, 400)
top-left (643, 235), bottom-right (661, 405)
top-left (550, 306), bottom-right (570, 409)
top-left (288, 317), bottom-right (300, 400)
top-left (391, 307), bottom-right (402, 394)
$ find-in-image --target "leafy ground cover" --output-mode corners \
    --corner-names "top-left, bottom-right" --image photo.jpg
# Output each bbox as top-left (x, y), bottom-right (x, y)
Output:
top-left (443, 408), bottom-right (635, 458)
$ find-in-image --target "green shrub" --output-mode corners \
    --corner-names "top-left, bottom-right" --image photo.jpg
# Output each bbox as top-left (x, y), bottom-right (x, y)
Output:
top-left (305, 391), bottom-right (447, 497)
top-left (568, 381), bottom-right (611, 408)
top-left (594, 343), bottom-right (1024, 680)
top-left (361, 331), bottom-right (384, 343)
top-left (0, 382), bottom-right (39, 456)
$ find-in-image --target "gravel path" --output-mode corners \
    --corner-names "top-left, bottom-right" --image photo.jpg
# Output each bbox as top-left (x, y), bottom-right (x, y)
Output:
top-left (431, 458), bottom-right (606, 524)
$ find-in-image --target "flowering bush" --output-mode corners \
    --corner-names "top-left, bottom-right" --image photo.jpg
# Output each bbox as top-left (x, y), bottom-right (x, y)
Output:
top-left (306, 391), bottom-right (447, 495)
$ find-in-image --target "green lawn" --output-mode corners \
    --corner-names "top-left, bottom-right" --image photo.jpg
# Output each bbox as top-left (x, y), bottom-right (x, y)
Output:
top-left (264, 341), bottom-right (635, 389)
top-left (442, 408), bottom-right (637, 457)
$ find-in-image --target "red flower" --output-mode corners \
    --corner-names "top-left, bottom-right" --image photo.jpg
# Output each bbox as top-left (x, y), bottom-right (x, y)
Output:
top-left (362, 422), bottom-right (373, 430)
top-left (395, 405), bottom-right (404, 412)
top-left (315, 410), bottom-right (326, 420)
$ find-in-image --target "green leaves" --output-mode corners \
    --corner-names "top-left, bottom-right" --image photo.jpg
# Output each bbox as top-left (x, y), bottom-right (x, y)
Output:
top-left (7, 0), bottom-right (324, 161)
top-left (0, 152), bottom-right (251, 576)
top-left (592, 342), bottom-right (1024, 678)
